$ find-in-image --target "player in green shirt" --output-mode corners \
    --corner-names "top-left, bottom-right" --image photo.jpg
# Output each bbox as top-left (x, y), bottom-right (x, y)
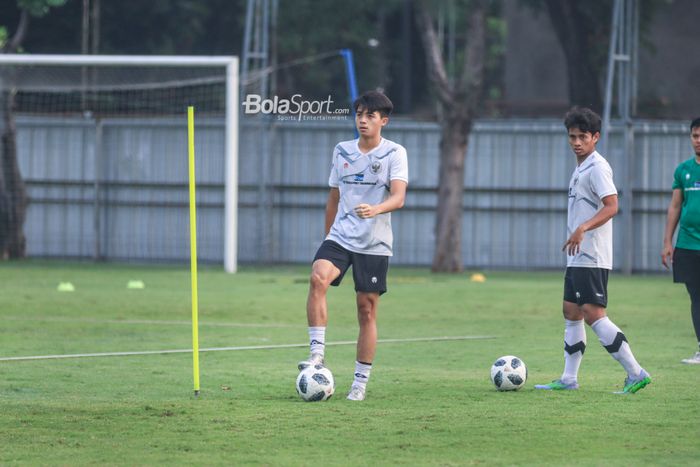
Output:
top-left (662, 117), bottom-right (700, 364)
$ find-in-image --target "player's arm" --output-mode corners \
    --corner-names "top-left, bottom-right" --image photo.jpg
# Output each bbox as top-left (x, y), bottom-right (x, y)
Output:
top-left (354, 179), bottom-right (407, 219)
top-left (325, 187), bottom-right (340, 235)
top-left (563, 194), bottom-right (618, 256)
top-left (661, 188), bottom-right (683, 268)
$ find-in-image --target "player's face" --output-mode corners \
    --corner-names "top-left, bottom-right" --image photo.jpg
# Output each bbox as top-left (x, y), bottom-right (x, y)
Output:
top-left (691, 126), bottom-right (700, 157)
top-left (568, 127), bottom-right (599, 158)
top-left (355, 107), bottom-right (388, 138)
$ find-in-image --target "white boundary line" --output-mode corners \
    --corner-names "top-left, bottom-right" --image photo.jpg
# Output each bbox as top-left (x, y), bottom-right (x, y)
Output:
top-left (0, 335), bottom-right (495, 362)
top-left (3, 316), bottom-right (299, 328)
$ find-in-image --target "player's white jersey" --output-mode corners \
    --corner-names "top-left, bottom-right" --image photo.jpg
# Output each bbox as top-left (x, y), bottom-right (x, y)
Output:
top-left (327, 137), bottom-right (409, 256)
top-left (567, 151), bottom-right (617, 269)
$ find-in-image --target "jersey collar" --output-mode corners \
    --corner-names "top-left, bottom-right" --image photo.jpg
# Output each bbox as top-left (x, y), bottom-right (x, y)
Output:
top-left (355, 138), bottom-right (385, 157)
top-left (577, 151), bottom-right (599, 172)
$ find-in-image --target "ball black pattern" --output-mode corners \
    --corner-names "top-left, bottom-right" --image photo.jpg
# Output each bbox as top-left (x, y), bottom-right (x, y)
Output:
top-left (493, 370), bottom-right (503, 387)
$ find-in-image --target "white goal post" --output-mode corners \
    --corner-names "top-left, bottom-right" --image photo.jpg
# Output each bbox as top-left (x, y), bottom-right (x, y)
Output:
top-left (0, 54), bottom-right (239, 273)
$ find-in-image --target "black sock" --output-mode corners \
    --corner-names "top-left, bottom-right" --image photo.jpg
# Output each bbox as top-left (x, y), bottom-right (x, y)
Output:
top-left (685, 282), bottom-right (700, 347)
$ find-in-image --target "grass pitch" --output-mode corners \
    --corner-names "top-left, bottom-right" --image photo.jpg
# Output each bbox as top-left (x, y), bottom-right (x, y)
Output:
top-left (1, 261), bottom-right (699, 465)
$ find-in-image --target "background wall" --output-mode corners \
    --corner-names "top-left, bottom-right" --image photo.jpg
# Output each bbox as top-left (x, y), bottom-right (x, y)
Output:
top-left (18, 116), bottom-right (690, 271)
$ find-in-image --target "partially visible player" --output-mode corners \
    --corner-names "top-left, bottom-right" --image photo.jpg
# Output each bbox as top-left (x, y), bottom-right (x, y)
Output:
top-left (661, 117), bottom-right (700, 364)
top-left (297, 91), bottom-right (408, 401)
top-left (535, 107), bottom-right (651, 394)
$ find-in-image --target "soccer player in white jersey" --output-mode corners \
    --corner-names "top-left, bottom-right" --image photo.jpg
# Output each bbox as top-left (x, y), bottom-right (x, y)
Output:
top-left (535, 107), bottom-right (651, 394)
top-left (297, 91), bottom-right (408, 401)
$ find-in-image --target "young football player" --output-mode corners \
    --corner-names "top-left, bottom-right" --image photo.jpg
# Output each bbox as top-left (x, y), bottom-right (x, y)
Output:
top-left (298, 91), bottom-right (408, 401)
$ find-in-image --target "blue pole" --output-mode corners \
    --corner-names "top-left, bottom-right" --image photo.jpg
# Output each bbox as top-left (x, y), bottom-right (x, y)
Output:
top-left (340, 48), bottom-right (359, 137)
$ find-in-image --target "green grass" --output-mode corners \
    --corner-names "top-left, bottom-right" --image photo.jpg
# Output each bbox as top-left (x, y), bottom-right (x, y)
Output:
top-left (1, 261), bottom-right (699, 465)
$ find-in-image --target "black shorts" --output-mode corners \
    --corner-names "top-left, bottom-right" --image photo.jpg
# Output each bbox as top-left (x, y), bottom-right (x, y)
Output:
top-left (313, 240), bottom-right (389, 295)
top-left (563, 267), bottom-right (609, 307)
top-left (673, 247), bottom-right (700, 285)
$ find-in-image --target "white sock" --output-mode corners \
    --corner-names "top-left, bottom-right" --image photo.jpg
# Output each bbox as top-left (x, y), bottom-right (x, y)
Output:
top-left (308, 326), bottom-right (325, 356)
top-left (561, 319), bottom-right (586, 383)
top-left (352, 361), bottom-right (372, 390)
top-left (591, 317), bottom-right (642, 377)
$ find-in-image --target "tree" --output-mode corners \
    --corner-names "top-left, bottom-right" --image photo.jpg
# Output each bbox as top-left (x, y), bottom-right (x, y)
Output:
top-left (0, 0), bottom-right (66, 259)
top-left (414, 0), bottom-right (488, 272)
top-left (524, 0), bottom-right (663, 112)
top-left (540, 1), bottom-right (606, 111)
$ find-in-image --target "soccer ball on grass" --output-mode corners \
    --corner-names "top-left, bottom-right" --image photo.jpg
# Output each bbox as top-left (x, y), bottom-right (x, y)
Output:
top-left (490, 355), bottom-right (527, 391)
top-left (296, 365), bottom-right (335, 402)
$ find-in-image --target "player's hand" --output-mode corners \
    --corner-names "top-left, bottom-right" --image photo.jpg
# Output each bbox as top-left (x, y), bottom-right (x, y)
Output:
top-left (562, 227), bottom-right (584, 256)
top-left (354, 204), bottom-right (378, 219)
top-left (661, 242), bottom-right (674, 269)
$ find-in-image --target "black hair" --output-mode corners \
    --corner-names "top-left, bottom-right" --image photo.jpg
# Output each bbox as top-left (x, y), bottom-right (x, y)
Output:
top-left (353, 91), bottom-right (393, 118)
top-left (564, 107), bottom-right (602, 135)
top-left (690, 117), bottom-right (700, 131)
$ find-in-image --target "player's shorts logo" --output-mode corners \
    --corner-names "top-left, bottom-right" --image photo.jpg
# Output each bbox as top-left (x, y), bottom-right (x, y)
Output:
top-left (371, 276), bottom-right (378, 284)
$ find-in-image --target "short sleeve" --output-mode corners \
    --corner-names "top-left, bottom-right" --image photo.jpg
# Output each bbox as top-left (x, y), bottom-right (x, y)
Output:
top-left (589, 163), bottom-right (617, 200)
top-left (389, 145), bottom-right (409, 184)
top-left (672, 164), bottom-right (683, 190)
top-left (328, 152), bottom-right (339, 188)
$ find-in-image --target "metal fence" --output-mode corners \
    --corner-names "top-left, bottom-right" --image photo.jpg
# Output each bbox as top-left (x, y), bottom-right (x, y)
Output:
top-left (17, 115), bottom-right (690, 271)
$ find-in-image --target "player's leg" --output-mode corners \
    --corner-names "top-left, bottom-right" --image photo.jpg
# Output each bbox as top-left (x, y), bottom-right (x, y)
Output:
top-left (299, 241), bottom-right (348, 370)
top-left (561, 300), bottom-right (586, 386)
top-left (347, 291), bottom-right (379, 401)
top-left (673, 248), bottom-right (700, 363)
top-left (347, 253), bottom-right (388, 401)
top-left (306, 259), bottom-right (341, 327)
top-left (585, 301), bottom-right (643, 377)
top-left (681, 281), bottom-right (700, 363)
top-left (535, 268), bottom-right (584, 390)
top-left (355, 292), bottom-right (379, 364)
top-left (576, 268), bottom-right (651, 393)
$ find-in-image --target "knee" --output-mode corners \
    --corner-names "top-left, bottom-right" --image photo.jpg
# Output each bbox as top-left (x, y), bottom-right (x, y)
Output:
top-left (562, 306), bottom-right (583, 321)
top-left (582, 306), bottom-right (606, 326)
top-left (309, 271), bottom-right (330, 291)
top-left (356, 300), bottom-right (376, 324)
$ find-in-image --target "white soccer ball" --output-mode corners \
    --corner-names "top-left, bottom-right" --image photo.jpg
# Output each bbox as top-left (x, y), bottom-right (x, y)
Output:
top-left (490, 355), bottom-right (527, 391)
top-left (295, 365), bottom-right (335, 402)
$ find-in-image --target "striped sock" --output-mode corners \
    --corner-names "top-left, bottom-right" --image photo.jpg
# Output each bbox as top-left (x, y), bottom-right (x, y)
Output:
top-left (561, 319), bottom-right (586, 384)
top-left (591, 317), bottom-right (642, 377)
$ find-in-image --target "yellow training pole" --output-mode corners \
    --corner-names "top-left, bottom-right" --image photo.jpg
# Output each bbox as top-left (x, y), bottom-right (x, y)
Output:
top-left (187, 106), bottom-right (201, 397)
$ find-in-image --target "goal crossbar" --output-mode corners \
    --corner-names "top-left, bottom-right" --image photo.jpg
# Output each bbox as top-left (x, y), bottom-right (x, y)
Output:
top-left (0, 54), bottom-right (236, 67)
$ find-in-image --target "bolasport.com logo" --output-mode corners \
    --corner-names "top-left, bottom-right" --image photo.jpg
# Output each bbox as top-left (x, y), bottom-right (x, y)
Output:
top-left (241, 94), bottom-right (350, 121)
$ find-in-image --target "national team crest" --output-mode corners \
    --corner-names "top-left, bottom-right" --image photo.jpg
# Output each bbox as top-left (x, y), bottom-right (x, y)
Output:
top-left (371, 161), bottom-right (381, 174)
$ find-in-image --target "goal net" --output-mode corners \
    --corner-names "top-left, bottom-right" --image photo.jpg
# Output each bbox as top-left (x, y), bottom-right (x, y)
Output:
top-left (0, 55), bottom-right (239, 272)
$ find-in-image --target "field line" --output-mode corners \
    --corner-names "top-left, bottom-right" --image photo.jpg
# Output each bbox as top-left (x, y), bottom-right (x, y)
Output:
top-left (4, 316), bottom-right (299, 328)
top-left (0, 335), bottom-right (495, 362)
